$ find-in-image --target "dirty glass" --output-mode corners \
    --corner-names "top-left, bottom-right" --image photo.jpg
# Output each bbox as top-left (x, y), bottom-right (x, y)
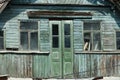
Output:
top-left (64, 24), bottom-right (70, 35)
top-left (52, 24), bottom-right (59, 48)
top-left (116, 32), bottom-right (120, 49)
top-left (20, 22), bottom-right (38, 30)
top-left (52, 24), bottom-right (59, 35)
top-left (20, 21), bottom-right (38, 51)
top-left (64, 24), bottom-right (71, 48)
top-left (0, 31), bottom-right (3, 49)
top-left (84, 21), bottom-right (101, 51)
top-left (53, 37), bottom-right (59, 48)
top-left (20, 32), bottom-right (28, 50)
top-left (84, 23), bottom-right (100, 30)
top-left (65, 36), bottom-right (70, 48)
top-left (93, 32), bottom-right (101, 50)
top-left (30, 32), bottom-right (38, 50)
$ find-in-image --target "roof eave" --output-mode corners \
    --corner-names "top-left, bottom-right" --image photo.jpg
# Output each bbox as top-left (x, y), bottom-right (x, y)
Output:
top-left (0, 1), bottom-right (9, 13)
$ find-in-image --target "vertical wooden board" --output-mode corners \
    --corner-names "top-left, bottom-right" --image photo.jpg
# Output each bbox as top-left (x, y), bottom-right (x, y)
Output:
top-left (90, 54), bottom-right (98, 77)
top-left (90, 54), bottom-right (94, 77)
top-left (117, 54), bottom-right (120, 75)
top-left (97, 54), bottom-right (101, 76)
top-left (73, 54), bottom-right (79, 78)
top-left (33, 55), bottom-right (40, 78)
top-left (79, 54), bottom-right (83, 77)
top-left (116, 54), bottom-right (119, 75)
top-left (84, 54), bottom-right (87, 77)
top-left (106, 54), bottom-right (112, 76)
top-left (0, 54), bottom-right (7, 75)
top-left (114, 54), bottom-right (118, 76)
top-left (87, 54), bottom-right (91, 77)
top-left (32, 54), bottom-right (49, 78)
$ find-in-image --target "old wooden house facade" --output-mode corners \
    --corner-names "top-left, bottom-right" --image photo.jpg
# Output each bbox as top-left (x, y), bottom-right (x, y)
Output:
top-left (0, 0), bottom-right (120, 79)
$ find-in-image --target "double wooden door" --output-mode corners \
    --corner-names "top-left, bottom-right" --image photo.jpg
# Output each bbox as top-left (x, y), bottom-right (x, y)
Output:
top-left (50, 20), bottom-right (73, 78)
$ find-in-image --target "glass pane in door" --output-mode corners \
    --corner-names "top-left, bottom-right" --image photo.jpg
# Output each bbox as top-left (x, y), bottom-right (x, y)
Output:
top-left (52, 24), bottom-right (59, 48)
top-left (64, 24), bottom-right (71, 48)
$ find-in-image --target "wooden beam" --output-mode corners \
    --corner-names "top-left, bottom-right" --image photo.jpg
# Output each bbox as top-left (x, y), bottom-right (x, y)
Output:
top-left (27, 11), bottom-right (92, 18)
top-left (12, 3), bottom-right (111, 8)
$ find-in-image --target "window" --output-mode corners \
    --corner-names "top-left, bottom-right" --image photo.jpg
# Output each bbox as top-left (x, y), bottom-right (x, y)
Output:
top-left (64, 24), bottom-right (71, 48)
top-left (83, 22), bottom-right (101, 51)
top-left (116, 31), bottom-right (120, 50)
top-left (20, 21), bottom-right (38, 51)
top-left (0, 29), bottom-right (4, 50)
top-left (52, 24), bottom-right (59, 48)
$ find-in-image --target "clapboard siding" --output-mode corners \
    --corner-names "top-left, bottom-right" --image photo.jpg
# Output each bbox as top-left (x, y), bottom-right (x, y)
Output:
top-left (74, 53), bottom-right (120, 78)
top-left (73, 19), bottom-right (83, 51)
top-left (11, 0), bottom-right (109, 5)
top-left (0, 5), bottom-right (120, 51)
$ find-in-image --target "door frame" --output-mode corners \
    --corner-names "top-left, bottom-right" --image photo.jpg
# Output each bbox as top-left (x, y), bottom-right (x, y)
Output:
top-left (50, 20), bottom-right (73, 78)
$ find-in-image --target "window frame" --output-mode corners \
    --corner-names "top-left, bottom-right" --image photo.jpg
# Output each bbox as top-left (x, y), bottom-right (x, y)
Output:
top-left (19, 20), bottom-right (39, 51)
top-left (0, 29), bottom-right (5, 50)
top-left (115, 30), bottom-right (120, 50)
top-left (83, 21), bottom-right (102, 51)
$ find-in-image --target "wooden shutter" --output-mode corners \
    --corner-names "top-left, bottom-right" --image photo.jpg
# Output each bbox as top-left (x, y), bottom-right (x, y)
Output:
top-left (73, 19), bottom-right (83, 52)
top-left (101, 21), bottom-right (116, 51)
top-left (5, 21), bottom-right (19, 49)
top-left (40, 19), bottom-right (50, 51)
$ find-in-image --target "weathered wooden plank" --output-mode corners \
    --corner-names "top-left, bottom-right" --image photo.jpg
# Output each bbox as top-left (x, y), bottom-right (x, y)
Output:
top-left (74, 53), bottom-right (120, 78)
top-left (39, 19), bottom-right (50, 51)
top-left (32, 54), bottom-right (49, 78)
top-left (73, 19), bottom-right (83, 52)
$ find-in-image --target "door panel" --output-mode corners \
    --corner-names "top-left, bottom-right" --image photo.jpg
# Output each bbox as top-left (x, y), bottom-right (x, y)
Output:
top-left (50, 21), bottom-right (62, 78)
top-left (62, 21), bottom-right (73, 78)
top-left (50, 20), bottom-right (73, 78)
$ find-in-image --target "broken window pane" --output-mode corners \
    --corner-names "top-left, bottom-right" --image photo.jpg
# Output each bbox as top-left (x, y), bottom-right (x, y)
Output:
top-left (116, 32), bottom-right (120, 49)
top-left (93, 32), bottom-right (101, 50)
top-left (30, 32), bottom-right (38, 50)
top-left (84, 21), bottom-right (101, 51)
top-left (20, 32), bottom-right (28, 50)
top-left (84, 33), bottom-right (91, 51)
